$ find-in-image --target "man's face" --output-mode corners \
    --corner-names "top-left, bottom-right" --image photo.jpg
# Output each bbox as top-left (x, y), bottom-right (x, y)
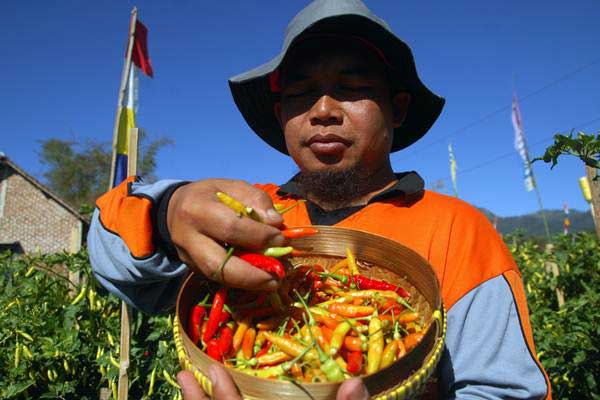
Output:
top-left (276, 38), bottom-right (410, 176)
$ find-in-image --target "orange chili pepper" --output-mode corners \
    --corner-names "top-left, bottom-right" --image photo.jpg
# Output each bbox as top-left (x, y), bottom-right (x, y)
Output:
top-left (232, 317), bottom-right (250, 353)
top-left (328, 303), bottom-right (375, 318)
top-left (343, 336), bottom-right (366, 352)
top-left (290, 363), bottom-right (304, 379)
top-left (241, 328), bottom-right (256, 360)
top-left (256, 351), bottom-right (292, 367)
top-left (397, 312), bottom-right (419, 324)
top-left (403, 332), bottom-right (424, 352)
top-left (281, 227), bottom-right (319, 239)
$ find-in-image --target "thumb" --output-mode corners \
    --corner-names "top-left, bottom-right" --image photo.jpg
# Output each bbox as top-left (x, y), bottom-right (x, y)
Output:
top-left (336, 378), bottom-right (369, 400)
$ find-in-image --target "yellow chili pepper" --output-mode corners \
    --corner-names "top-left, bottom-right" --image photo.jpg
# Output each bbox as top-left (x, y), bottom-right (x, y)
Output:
top-left (216, 192), bottom-right (262, 222)
top-left (263, 331), bottom-right (319, 362)
top-left (367, 314), bottom-right (384, 374)
top-left (162, 369), bottom-right (181, 389)
top-left (330, 258), bottom-right (348, 273)
top-left (381, 340), bottom-right (399, 368)
top-left (14, 342), bottom-right (20, 368)
top-left (329, 321), bottom-right (352, 355)
top-left (346, 248), bottom-right (359, 275)
top-left (70, 285), bottom-right (87, 305)
top-left (148, 366), bottom-right (157, 396)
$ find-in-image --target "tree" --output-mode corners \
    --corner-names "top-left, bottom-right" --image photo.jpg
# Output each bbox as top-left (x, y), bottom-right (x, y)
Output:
top-left (39, 132), bottom-right (172, 213)
top-left (533, 131), bottom-right (600, 174)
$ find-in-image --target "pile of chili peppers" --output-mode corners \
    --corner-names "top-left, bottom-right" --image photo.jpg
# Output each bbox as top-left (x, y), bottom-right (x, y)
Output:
top-left (186, 249), bottom-right (425, 382)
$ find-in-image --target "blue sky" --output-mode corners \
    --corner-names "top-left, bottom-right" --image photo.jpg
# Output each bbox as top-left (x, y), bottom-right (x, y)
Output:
top-left (1, 1), bottom-right (599, 216)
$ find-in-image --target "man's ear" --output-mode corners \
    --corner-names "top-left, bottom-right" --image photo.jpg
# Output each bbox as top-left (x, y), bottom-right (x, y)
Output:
top-left (392, 92), bottom-right (411, 128)
top-left (273, 101), bottom-right (283, 128)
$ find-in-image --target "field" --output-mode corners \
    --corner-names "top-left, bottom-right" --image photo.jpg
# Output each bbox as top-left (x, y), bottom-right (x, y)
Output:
top-left (0, 233), bottom-right (598, 399)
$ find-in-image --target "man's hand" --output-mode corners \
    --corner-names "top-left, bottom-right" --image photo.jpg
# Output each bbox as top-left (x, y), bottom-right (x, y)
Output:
top-left (177, 365), bottom-right (370, 400)
top-left (167, 179), bottom-right (286, 290)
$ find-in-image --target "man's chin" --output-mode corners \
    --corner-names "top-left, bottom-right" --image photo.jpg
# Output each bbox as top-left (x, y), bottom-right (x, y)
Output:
top-left (296, 164), bottom-right (369, 208)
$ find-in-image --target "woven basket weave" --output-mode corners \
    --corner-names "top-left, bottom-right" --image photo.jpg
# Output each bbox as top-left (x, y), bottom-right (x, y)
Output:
top-left (174, 226), bottom-right (446, 399)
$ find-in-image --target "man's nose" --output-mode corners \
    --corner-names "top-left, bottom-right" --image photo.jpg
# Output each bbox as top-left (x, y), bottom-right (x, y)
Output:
top-left (309, 94), bottom-right (343, 126)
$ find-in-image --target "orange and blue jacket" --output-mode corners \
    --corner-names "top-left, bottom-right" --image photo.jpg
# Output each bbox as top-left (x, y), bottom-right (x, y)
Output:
top-left (89, 172), bottom-right (551, 399)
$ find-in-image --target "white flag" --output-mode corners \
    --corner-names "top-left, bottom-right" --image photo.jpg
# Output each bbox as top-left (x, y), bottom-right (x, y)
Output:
top-left (511, 93), bottom-right (535, 191)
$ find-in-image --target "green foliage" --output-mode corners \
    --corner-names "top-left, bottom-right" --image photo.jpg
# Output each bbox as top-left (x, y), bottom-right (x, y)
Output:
top-left (508, 232), bottom-right (600, 399)
top-left (532, 131), bottom-right (600, 175)
top-left (0, 250), bottom-right (180, 399)
top-left (38, 132), bottom-right (173, 213)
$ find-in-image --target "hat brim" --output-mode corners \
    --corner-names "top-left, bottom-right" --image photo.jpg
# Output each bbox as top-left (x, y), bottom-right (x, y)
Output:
top-left (229, 14), bottom-right (445, 155)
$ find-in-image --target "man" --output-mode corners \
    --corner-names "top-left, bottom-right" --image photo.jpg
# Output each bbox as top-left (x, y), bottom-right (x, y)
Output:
top-left (89, 0), bottom-right (551, 398)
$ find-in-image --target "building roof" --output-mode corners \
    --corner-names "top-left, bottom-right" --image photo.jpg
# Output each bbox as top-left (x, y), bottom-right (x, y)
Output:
top-left (0, 154), bottom-right (90, 224)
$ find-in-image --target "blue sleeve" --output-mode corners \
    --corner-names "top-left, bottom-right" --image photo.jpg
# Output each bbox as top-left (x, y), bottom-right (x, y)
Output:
top-left (439, 275), bottom-right (548, 399)
top-left (87, 179), bottom-right (190, 314)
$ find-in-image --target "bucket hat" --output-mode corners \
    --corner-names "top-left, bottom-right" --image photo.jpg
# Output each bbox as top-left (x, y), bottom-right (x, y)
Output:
top-left (228, 0), bottom-right (445, 155)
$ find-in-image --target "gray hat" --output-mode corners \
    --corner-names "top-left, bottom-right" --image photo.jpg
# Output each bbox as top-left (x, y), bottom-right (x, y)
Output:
top-left (228, 0), bottom-right (445, 155)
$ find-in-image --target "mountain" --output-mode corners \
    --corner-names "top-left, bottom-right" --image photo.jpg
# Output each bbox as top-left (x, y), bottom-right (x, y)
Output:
top-left (479, 208), bottom-right (595, 236)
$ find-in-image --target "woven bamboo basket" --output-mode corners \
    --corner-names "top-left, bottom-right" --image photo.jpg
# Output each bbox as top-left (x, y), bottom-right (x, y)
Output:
top-left (174, 226), bottom-right (445, 400)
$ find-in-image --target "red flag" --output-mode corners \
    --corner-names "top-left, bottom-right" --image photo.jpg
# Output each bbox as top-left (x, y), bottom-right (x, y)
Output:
top-left (132, 21), bottom-right (153, 77)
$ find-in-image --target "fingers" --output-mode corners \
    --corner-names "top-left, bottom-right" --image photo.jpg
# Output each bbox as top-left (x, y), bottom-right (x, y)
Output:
top-left (182, 231), bottom-right (280, 290)
top-left (194, 202), bottom-right (285, 250)
top-left (207, 364), bottom-right (243, 400)
top-left (177, 370), bottom-right (209, 400)
top-left (216, 179), bottom-right (284, 226)
top-left (336, 378), bottom-right (369, 400)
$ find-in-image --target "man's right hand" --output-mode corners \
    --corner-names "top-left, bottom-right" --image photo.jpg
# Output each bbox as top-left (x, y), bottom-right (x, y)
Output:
top-left (167, 179), bottom-right (286, 290)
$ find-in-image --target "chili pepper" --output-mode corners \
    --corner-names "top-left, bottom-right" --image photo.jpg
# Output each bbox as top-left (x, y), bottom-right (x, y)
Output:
top-left (397, 312), bottom-right (419, 324)
top-left (329, 303), bottom-right (375, 318)
top-left (381, 340), bottom-right (399, 369)
top-left (343, 336), bottom-right (367, 352)
top-left (216, 191), bottom-right (262, 222)
top-left (275, 200), bottom-right (306, 215)
top-left (14, 341), bottom-right (20, 369)
top-left (296, 292), bottom-right (346, 382)
top-left (70, 285), bottom-right (87, 305)
top-left (315, 313), bottom-right (340, 330)
top-left (207, 339), bottom-right (222, 361)
top-left (187, 304), bottom-right (206, 345)
top-left (257, 351), bottom-right (292, 367)
top-left (346, 351), bottom-right (363, 374)
top-left (238, 253), bottom-right (285, 279)
top-left (263, 246), bottom-right (294, 257)
top-left (282, 227), bottom-right (319, 239)
top-left (353, 275), bottom-right (410, 299)
top-left (346, 248), bottom-right (359, 275)
top-left (290, 363), bottom-right (304, 379)
top-left (217, 325), bottom-right (234, 357)
top-left (263, 331), bottom-right (318, 362)
top-left (255, 341), bottom-right (271, 358)
top-left (381, 299), bottom-right (403, 315)
top-left (147, 366), bottom-right (157, 396)
top-left (403, 332), bottom-right (424, 352)
top-left (321, 326), bottom-right (334, 343)
top-left (269, 292), bottom-right (285, 311)
top-left (329, 321), bottom-right (352, 356)
top-left (330, 258), bottom-right (348, 273)
top-left (232, 317), bottom-right (251, 353)
top-left (244, 345), bottom-right (313, 379)
top-left (367, 313), bottom-right (384, 374)
top-left (203, 288), bottom-right (227, 343)
top-left (162, 369), bottom-right (181, 389)
top-left (242, 328), bottom-right (257, 360)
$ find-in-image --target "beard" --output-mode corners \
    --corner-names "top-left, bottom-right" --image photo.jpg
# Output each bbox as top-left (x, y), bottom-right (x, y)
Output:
top-left (296, 165), bottom-right (371, 209)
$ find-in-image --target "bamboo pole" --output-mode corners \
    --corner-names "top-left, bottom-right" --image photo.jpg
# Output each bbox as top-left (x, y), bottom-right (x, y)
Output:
top-left (117, 128), bottom-right (139, 400)
top-left (108, 8), bottom-right (138, 190)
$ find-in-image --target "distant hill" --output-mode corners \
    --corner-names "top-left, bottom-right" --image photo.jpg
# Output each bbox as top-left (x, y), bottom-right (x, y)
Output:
top-left (479, 208), bottom-right (595, 236)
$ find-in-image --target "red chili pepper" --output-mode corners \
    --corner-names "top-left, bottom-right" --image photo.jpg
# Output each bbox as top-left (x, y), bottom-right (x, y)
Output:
top-left (217, 325), bottom-right (234, 357)
top-left (238, 253), bottom-right (285, 279)
top-left (219, 310), bottom-right (231, 325)
top-left (203, 288), bottom-right (227, 343)
top-left (347, 351), bottom-right (363, 374)
top-left (255, 341), bottom-right (272, 358)
top-left (206, 339), bottom-right (222, 361)
top-left (187, 305), bottom-right (205, 345)
top-left (281, 227), bottom-right (319, 239)
top-left (353, 275), bottom-right (410, 299)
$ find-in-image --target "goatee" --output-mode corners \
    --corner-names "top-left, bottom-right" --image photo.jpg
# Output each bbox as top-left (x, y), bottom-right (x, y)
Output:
top-left (296, 166), bottom-right (371, 209)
